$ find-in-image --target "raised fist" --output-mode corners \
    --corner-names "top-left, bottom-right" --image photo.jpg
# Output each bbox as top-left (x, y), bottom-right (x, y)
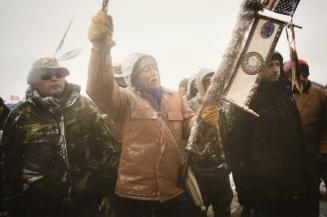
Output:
top-left (88, 10), bottom-right (114, 48)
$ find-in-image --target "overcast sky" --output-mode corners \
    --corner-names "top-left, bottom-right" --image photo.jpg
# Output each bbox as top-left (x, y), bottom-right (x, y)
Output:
top-left (0, 0), bottom-right (326, 101)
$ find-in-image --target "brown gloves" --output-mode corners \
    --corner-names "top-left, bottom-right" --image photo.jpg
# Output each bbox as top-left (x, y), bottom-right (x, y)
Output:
top-left (201, 105), bottom-right (220, 126)
top-left (88, 10), bottom-right (115, 48)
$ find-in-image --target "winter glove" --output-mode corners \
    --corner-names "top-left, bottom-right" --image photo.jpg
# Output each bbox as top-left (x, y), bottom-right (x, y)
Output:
top-left (88, 10), bottom-right (115, 48)
top-left (201, 105), bottom-right (220, 126)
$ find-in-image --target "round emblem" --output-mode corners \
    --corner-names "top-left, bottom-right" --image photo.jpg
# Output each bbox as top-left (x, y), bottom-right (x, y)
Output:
top-left (241, 52), bottom-right (264, 75)
top-left (260, 21), bottom-right (275, 39)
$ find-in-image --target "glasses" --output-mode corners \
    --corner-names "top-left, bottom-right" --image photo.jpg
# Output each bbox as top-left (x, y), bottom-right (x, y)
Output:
top-left (40, 69), bottom-right (66, 80)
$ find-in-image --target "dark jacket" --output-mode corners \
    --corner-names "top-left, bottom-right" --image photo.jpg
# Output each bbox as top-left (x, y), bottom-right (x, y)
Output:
top-left (187, 68), bottom-right (229, 179)
top-left (227, 76), bottom-right (307, 206)
top-left (0, 104), bottom-right (10, 131)
top-left (1, 83), bottom-right (119, 216)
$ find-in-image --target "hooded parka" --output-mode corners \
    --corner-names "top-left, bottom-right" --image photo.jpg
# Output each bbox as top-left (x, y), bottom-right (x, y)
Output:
top-left (187, 68), bottom-right (233, 217)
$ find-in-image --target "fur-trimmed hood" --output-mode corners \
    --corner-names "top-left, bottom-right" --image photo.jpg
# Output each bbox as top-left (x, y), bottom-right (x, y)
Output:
top-left (195, 68), bottom-right (215, 97)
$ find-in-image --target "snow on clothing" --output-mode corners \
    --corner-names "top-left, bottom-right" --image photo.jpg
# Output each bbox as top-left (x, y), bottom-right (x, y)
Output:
top-left (1, 83), bottom-right (119, 217)
top-left (187, 68), bottom-right (214, 112)
top-left (87, 51), bottom-right (194, 203)
top-left (187, 68), bottom-right (232, 217)
top-left (227, 75), bottom-right (308, 216)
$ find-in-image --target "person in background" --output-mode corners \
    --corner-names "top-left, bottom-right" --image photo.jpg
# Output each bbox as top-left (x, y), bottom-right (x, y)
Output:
top-left (113, 63), bottom-right (128, 88)
top-left (188, 68), bottom-right (233, 217)
top-left (284, 59), bottom-right (327, 216)
top-left (0, 97), bottom-right (10, 131)
top-left (186, 74), bottom-right (198, 100)
top-left (178, 78), bottom-right (188, 97)
top-left (0, 97), bottom-right (10, 217)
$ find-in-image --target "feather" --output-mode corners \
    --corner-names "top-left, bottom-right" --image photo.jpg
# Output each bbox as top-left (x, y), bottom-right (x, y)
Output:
top-left (286, 25), bottom-right (303, 94)
top-left (57, 47), bottom-right (84, 61)
top-left (102, 0), bottom-right (110, 11)
top-left (53, 18), bottom-right (74, 58)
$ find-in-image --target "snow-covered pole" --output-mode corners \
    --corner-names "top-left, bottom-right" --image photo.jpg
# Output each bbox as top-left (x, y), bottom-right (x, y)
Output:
top-left (187, 0), bottom-right (262, 151)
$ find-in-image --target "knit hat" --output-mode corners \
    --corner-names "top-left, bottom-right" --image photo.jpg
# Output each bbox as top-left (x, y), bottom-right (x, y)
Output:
top-left (284, 59), bottom-right (310, 77)
top-left (271, 51), bottom-right (283, 67)
top-left (121, 53), bottom-right (158, 86)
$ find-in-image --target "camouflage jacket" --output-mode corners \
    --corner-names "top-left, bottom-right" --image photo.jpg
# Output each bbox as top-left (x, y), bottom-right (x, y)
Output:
top-left (1, 83), bottom-right (119, 206)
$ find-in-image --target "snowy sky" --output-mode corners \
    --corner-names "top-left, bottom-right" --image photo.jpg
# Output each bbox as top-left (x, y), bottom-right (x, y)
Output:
top-left (0, 0), bottom-right (326, 101)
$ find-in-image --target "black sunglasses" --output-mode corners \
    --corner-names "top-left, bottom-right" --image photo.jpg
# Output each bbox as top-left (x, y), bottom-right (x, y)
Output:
top-left (40, 69), bottom-right (66, 80)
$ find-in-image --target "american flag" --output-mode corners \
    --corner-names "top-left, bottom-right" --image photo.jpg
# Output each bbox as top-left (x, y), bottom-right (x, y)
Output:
top-left (263, 0), bottom-right (301, 16)
top-left (10, 95), bottom-right (20, 101)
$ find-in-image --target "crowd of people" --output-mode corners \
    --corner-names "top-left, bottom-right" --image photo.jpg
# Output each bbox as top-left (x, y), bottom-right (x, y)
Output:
top-left (0, 9), bottom-right (327, 217)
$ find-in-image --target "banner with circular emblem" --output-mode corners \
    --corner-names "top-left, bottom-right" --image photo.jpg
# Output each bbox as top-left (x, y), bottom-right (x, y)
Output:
top-left (223, 16), bottom-right (286, 116)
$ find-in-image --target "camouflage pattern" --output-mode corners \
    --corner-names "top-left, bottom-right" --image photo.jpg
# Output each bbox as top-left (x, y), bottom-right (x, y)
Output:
top-left (1, 82), bottom-right (119, 217)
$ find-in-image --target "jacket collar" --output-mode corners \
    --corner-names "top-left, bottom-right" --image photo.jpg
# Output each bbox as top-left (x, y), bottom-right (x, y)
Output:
top-left (25, 82), bottom-right (81, 113)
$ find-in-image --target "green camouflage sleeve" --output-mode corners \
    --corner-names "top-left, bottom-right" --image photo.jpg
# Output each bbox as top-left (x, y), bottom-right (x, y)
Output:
top-left (1, 103), bottom-right (26, 215)
top-left (88, 100), bottom-right (120, 197)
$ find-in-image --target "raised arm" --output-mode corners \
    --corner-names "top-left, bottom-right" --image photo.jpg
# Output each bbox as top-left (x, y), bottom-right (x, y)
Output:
top-left (87, 11), bottom-right (122, 117)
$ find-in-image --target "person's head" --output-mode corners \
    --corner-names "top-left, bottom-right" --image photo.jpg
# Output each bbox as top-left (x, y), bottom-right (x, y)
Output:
top-left (283, 59), bottom-right (310, 82)
top-left (186, 74), bottom-right (198, 100)
top-left (27, 57), bottom-right (69, 97)
top-left (262, 51), bottom-right (283, 82)
top-left (202, 72), bottom-right (214, 93)
top-left (178, 78), bottom-right (188, 95)
top-left (122, 53), bottom-right (160, 92)
top-left (113, 63), bottom-right (128, 88)
top-left (0, 97), bottom-right (4, 114)
top-left (195, 68), bottom-right (215, 97)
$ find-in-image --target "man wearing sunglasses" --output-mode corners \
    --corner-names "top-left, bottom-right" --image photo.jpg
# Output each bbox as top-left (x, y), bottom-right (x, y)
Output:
top-left (1, 57), bottom-right (119, 217)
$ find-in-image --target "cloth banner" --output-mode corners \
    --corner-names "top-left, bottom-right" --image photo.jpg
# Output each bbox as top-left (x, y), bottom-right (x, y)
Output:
top-left (223, 16), bottom-right (286, 116)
